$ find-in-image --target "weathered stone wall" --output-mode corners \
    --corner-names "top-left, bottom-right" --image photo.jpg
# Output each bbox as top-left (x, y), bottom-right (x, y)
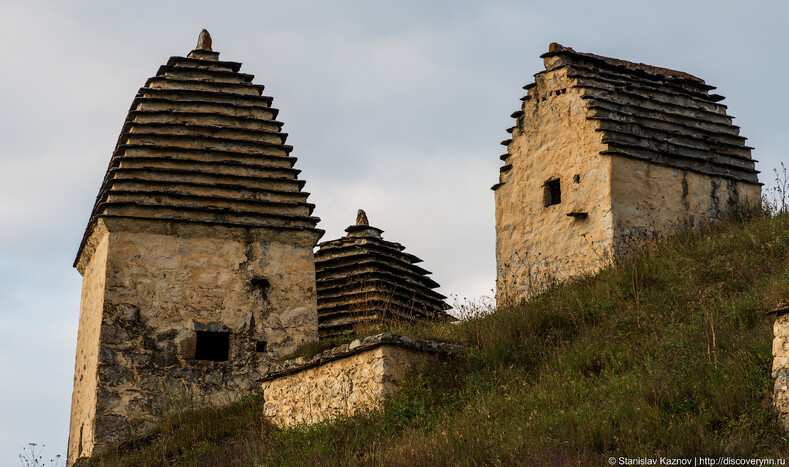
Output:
top-left (261, 334), bottom-right (461, 427)
top-left (494, 65), bottom-right (614, 303)
top-left (773, 313), bottom-right (789, 430)
top-left (494, 47), bottom-right (761, 304)
top-left (610, 147), bottom-right (761, 257)
top-left (68, 226), bottom-right (110, 464)
top-left (68, 217), bottom-right (320, 465)
top-left (261, 346), bottom-right (414, 426)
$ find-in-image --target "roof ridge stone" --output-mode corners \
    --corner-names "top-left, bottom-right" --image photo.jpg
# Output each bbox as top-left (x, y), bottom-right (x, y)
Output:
top-left (542, 42), bottom-right (708, 85)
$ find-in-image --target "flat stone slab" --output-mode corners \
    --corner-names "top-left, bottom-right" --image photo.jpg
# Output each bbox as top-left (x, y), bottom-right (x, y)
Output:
top-left (260, 333), bottom-right (464, 381)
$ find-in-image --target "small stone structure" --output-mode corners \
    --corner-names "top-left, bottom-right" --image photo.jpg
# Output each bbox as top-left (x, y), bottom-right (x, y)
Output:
top-left (771, 297), bottom-right (789, 430)
top-left (314, 210), bottom-right (452, 339)
top-left (67, 30), bottom-right (322, 465)
top-left (260, 333), bottom-right (463, 427)
top-left (493, 43), bottom-right (761, 302)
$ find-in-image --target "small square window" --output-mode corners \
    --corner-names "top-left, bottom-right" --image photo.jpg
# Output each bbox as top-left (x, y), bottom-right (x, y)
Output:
top-left (544, 179), bottom-right (561, 207)
top-left (251, 277), bottom-right (271, 303)
top-left (195, 331), bottom-right (229, 362)
top-left (255, 341), bottom-right (267, 352)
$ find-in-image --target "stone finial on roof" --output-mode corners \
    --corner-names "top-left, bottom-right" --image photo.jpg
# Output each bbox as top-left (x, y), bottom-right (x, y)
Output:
top-left (356, 209), bottom-right (369, 226)
top-left (548, 42), bottom-right (571, 53)
top-left (196, 29), bottom-right (212, 51)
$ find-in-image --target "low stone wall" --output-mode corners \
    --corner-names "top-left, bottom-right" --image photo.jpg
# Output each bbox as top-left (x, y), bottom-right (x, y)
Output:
top-left (772, 307), bottom-right (789, 430)
top-left (260, 333), bottom-right (463, 427)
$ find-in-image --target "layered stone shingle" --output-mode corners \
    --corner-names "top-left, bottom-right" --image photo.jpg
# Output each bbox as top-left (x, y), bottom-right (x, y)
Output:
top-left (315, 210), bottom-right (452, 338)
top-left (495, 43), bottom-right (758, 188)
top-left (75, 30), bottom-right (320, 268)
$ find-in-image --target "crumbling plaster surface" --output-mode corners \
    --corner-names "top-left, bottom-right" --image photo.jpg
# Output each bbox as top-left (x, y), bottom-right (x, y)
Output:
top-left (495, 66), bottom-right (614, 303)
top-left (68, 218), bottom-right (320, 465)
top-left (611, 157), bottom-right (762, 256)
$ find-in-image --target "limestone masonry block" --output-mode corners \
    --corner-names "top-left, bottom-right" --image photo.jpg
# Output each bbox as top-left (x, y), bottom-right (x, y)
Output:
top-left (772, 308), bottom-right (789, 431)
top-left (260, 333), bottom-right (463, 427)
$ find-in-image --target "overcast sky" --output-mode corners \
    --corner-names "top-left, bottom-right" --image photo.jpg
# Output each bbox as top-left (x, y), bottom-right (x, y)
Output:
top-left (1, 0), bottom-right (786, 462)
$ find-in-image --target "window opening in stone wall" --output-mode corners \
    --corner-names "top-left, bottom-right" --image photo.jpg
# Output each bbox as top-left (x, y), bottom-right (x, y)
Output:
top-left (195, 331), bottom-right (230, 361)
top-left (251, 277), bottom-right (270, 302)
top-left (544, 178), bottom-right (561, 207)
top-left (255, 340), bottom-right (267, 352)
top-left (573, 174), bottom-right (580, 183)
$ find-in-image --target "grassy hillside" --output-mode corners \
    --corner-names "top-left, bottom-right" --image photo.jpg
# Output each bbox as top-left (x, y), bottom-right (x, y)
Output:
top-left (84, 209), bottom-right (789, 466)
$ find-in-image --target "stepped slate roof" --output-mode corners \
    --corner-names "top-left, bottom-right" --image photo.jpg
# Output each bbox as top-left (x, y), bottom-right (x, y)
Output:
top-left (75, 30), bottom-right (320, 265)
top-left (496, 43), bottom-right (759, 187)
top-left (314, 210), bottom-right (452, 339)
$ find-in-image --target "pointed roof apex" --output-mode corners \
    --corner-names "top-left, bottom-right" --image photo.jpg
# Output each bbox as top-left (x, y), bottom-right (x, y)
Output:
top-left (74, 31), bottom-right (323, 270)
top-left (345, 209), bottom-right (383, 238)
top-left (356, 209), bottom-right (369, 226)
top-left (188, 29), bottom-right (219, 60)
top-left (196, 29), bottom-right (212, 51)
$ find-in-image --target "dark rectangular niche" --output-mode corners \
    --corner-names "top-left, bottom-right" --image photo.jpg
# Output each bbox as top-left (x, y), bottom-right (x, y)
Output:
top-left (251, 277), bottom-right (270, 301)
top-left (544, 178), bottom-right (561, 207)
top-left (195, 331), bottom-right (230, 362)
top-left (255, 340), bottom-right (267, 352)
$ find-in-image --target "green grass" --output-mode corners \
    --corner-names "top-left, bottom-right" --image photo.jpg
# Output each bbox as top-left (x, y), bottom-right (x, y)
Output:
top-left (83, 210), bottom-right (789, 466)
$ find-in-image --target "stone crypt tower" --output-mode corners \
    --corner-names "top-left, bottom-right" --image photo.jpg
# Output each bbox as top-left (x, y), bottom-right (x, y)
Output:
top-left (314, 210), bottom-right (452, 339)
top-left (493, 43), bottom-right (760, 303)
top-left (67, 30), bottom-right (322, 464)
